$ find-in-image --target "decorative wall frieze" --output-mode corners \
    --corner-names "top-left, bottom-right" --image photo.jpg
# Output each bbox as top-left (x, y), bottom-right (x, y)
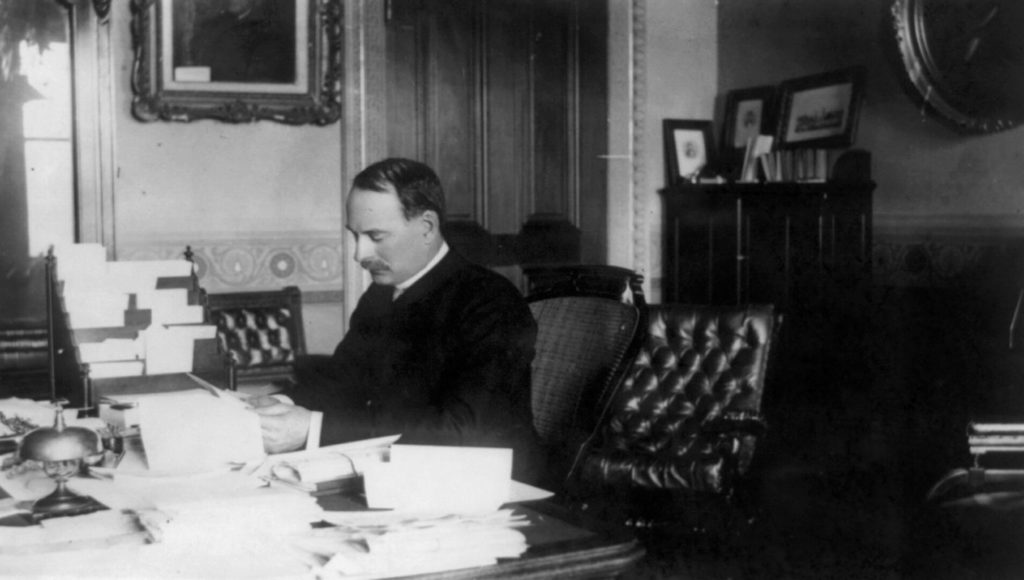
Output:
top-left (117, 234), bottom-right (344, 297)
top-left (874, 214), bottom-right (1024, 288)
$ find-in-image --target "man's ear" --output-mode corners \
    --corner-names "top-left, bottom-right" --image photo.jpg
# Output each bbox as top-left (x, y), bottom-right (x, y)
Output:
top-left (419, 210), bottom-right (440, 239)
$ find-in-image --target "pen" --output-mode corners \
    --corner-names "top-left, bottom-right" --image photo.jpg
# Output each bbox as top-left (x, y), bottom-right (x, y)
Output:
top-left (187, 372), bottom-right (251, 408)
top-left (186, 372), bottom-right (223, 398)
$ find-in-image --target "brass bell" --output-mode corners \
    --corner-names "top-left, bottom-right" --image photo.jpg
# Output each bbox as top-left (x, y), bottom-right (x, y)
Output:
top-left (18, 405), bottom-right (102, 517)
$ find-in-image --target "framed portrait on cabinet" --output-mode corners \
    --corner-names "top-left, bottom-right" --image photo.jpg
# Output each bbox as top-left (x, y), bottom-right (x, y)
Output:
top-left (663, 119), bottom-right (715, 186)
top-left (720, 86), bottom-right (776, 178)
top-left (776, 67), bottom-right (866, 149)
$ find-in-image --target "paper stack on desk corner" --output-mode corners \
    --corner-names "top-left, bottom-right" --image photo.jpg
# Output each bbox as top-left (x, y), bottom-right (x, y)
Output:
top-left (312, 510), bottom-right (530, 579)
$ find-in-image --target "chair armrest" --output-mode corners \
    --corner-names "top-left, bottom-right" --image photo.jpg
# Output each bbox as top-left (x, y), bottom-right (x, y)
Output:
top-left (704, 412), bottom-right (767, 438)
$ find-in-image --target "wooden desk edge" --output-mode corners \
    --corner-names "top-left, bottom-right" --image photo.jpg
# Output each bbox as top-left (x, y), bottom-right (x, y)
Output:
top-left (393, 539), bottom-right (646, 579)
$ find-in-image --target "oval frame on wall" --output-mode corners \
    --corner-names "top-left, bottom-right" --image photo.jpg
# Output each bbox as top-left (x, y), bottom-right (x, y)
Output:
top-left (890, 0), bottom-right (1024, 134)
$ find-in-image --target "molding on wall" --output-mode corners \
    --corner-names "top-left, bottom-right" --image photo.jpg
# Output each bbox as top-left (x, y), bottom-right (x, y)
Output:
top-left (874, 213), bottom-right (1024, 287)
top-left (876, 213), bottom-right (1024, 242)
top-left (73, 0), bottom-right (117, 254)
top-left (630, 0), bottom-right (647, 280)
top-left (339, 0), bottom-right (388, 327)
top-left (118, 234), bottom-right (343, 294)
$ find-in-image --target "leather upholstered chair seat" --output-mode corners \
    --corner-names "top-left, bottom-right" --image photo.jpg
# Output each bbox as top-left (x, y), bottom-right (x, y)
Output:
top-left (206, 286), bottom-right (306, 387)
top-left (574, 303), bottom-right (780, 537)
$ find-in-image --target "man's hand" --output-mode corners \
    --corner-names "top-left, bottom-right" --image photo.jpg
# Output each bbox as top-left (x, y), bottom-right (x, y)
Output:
top-left (247, 395), bottom-right (282, 409)
top-left (254, 401), bottom-right (312, 454)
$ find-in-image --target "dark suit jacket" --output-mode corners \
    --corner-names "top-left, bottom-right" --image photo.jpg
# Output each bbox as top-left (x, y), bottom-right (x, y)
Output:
top-left (289, 250), bottom-right (544, 482)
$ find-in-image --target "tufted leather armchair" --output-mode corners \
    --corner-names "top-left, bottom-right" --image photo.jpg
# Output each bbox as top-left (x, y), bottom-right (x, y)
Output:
top-left (206, 286), bottom-right (306, 388)
top-left (573, 303), bottom-right (780, 536)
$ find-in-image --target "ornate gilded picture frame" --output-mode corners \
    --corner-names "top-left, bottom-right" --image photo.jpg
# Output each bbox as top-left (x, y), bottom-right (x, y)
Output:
top-left (130, 0), bottom-right (343, 125)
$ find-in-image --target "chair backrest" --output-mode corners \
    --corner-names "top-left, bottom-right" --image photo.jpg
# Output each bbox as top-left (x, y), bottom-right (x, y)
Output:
top-left (525, 266), bottom-right (647, 485)
top-left (587, 303), bottom-right (779, 493)
top-left (205, 286), bottom-right (306, 385)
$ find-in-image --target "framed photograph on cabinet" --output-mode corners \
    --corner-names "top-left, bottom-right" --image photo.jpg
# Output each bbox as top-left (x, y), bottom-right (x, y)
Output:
top-left (131, 0), bottom-right (343, 125)
top-left (720, 86), bottom-right (776, 178)
top-left (776, 66), bottom-right (866, 149)
top-left (663, 119), bottom-right (715, 186)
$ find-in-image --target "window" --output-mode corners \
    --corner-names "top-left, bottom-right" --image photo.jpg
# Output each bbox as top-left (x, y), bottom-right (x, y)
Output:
top-left (20, 37), bottom-right (74, 256)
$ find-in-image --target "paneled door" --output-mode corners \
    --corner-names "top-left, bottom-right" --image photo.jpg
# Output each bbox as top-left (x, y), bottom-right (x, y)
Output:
top-left (385, 0), bottom-right (609, 282)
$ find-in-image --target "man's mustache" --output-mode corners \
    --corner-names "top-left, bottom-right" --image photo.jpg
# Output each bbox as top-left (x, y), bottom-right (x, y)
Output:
top-left (360, 259), bottom-right (390, 272)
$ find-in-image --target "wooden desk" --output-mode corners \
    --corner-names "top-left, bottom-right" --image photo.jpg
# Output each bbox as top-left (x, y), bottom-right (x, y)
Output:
top-left (0, 492), bottom-right (643, 579)
top-left (319, 495), bottom-right (645, 579)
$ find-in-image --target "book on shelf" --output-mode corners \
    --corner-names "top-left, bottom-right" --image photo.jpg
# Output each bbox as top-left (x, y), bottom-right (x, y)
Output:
top-left (0, 348), bottom-right (48, 371)
top-left (739, 135), bottom-right (774, 183)
top-left (969, 434), bottom-right (1024, 446)
top-left (757, 148), bottom-right (831, 183)
top-left (967, 418), bottom-right (1024, 435)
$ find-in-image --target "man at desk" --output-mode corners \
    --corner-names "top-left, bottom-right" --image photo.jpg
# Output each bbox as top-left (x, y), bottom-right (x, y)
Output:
top-left (253, 158), bottom-right (544, 482)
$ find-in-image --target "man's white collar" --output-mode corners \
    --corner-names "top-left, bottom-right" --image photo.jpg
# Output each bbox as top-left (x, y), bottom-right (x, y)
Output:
top-left (394, 241), bottom-right (449, 297)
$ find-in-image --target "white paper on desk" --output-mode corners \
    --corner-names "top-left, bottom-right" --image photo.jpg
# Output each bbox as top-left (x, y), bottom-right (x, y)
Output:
top-left (138, 389), bottom-right (264, 473)
top-left (0, 397), bottom-right (57, 435)
top-left (364, 444), bottom-right (513, 513)
top-left (509, 480), bottom-right (555, 503)
top-left (254, 434), bottom-right (400, 482)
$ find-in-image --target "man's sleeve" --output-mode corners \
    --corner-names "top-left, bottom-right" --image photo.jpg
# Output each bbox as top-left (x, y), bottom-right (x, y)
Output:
top-left (271, 387), bottom-right (324, 450)
top-left (283, 297), bottom-right (383, 445)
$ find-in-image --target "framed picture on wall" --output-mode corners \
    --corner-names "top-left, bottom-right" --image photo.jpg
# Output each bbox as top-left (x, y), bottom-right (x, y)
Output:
top-left (775, 66), bottom-right (866, 149)
top-left (131, 0), bottom-right (344, 125)
top-left (720, 86), bottom-right (776, 178)
top-left (663, 119), bottom-right (715, 187)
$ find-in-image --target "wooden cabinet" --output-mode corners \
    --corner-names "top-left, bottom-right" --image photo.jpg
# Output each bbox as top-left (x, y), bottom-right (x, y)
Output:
top-left (661, 168), bottom-right (876, 457)
top-left (661, 180), bottom-right (874, 313)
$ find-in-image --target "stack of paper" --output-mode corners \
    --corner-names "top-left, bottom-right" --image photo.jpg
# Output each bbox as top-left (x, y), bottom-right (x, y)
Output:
top-left (0, 510), bottom-right (146, 555)
top-left (298, 510), bottom-right (529, 579)
top-left (0, 397), bottom-right (58, 436)
top-left (53, 243), bottom-right (215, 379)
top-left (0, 484), bottom-right (320, 578)
top-left (137, 486), bottom-right (324, 544)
